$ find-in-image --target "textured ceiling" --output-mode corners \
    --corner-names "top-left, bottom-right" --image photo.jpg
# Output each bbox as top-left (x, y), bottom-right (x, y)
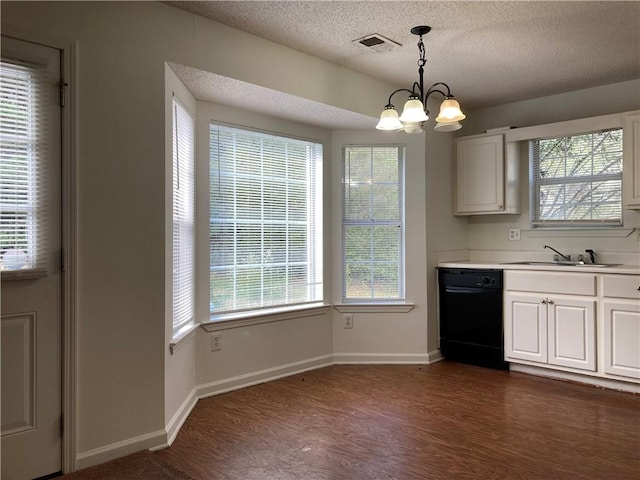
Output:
top-left (165, 1), bottom-right (640, 126)
top-left (169, 63), bottom-right (379, 129)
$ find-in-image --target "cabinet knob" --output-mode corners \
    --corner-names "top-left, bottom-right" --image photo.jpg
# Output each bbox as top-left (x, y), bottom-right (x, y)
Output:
top-left (637, 286), bottom-right (640, 291)
top-left (541, 299), bottom-right (547, 304)
top-left (498, 204), bottom-right (503, 209)
top-left (548, 299), bottom-right (554, 305)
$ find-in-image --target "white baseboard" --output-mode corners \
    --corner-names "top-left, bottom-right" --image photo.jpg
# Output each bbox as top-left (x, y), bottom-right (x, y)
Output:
top-left (510, 364), bottom-right (640, 394)
top-left (333, 352), bottom-right (439, 364)
top-left (161, 387), bottom-right (199, 449)
top-left (196, 354), bottom-right (334, 399)
top-left (427, 349), bottom-right (443, 364)
top-left (75, 429), bottom-right (167, 470)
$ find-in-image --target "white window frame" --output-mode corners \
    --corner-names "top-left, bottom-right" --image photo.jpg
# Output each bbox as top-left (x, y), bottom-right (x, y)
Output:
top-left (208, 124), bottom-right (323, 318)
top-left (341, 144), bottom-right (405, 303)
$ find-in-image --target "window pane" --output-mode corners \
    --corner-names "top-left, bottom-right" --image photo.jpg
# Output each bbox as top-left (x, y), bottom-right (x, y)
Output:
top-left (0, 59), bottom-right (48, 271)
top-left (372, 184), bottom-right (399, 220)
top-left (209, 125), bottom-right (323, 315)
top-left (531, 129), bottom-right (622, 226)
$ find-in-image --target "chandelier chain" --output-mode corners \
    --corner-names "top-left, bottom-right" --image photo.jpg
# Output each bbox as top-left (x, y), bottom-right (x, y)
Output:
top-left (417, 38), bottom-right (426, 68)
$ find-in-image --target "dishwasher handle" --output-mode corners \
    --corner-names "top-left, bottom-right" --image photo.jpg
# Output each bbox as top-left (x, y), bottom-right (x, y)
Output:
top-left (444, 285), bottom-right (499, 294)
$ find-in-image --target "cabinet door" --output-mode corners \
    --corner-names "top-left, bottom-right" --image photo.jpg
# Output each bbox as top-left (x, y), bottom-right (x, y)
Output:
top-left (455, 134), bottom-right (504, 213)
top-left (603, 301), bottom-right (640, 381)
top-left (623, 112), bottom-right (640, 208)
top-left (504, 293), bottom-right (547, 363)
top-left (547, 297), bottom-right (596, 371)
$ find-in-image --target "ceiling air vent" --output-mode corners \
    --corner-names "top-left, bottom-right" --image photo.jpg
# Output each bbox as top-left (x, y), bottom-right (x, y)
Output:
top-left (353, 34), bottom-right (401, 53)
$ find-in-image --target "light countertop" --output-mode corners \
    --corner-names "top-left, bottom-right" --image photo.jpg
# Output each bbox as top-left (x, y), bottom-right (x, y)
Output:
top-left (437, 261), bottom-right (640, 275)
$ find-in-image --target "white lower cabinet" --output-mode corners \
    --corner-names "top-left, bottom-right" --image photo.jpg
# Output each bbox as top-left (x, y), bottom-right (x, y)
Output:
top-left (601, 274), bottom-right (640, 381)
top-left (505, 291), bottom-right (596, 371)
top-left (603, 301), bottom-right (640, 379)
top-left (505, 270), bottom-right (640, 386)
top-left (505, 293), bottom-right (547, 363)
top-left (548, 297), bottom-right (596, 371)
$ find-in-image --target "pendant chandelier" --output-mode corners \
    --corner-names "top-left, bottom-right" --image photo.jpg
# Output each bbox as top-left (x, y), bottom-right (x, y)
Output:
top-left (376, 26), bottom-right (466, 134)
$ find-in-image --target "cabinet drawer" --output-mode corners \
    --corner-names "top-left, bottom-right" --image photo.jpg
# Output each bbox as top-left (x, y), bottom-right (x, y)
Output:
top-left (505, 271), bottom-right (596, 296)
top-left (603, 275), bottom-right (640, 299)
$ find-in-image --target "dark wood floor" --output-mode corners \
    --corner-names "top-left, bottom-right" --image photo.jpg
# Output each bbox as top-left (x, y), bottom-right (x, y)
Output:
top-left (63, 362), bottom-right (640, 479)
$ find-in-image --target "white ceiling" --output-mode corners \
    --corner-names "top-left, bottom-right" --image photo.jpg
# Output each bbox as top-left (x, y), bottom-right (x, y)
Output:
top-left (165, 1), bottom-right (640, 127)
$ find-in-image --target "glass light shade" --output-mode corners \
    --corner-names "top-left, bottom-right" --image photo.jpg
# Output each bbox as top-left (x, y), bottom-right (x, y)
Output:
top-left (376, 107), bottom-right (403, 130)
top-left (402, 122), bottom-right (424, 134)
top-left (434, 121), bottom-right (462, 132)
top-left (435, 98), bottom-right (466, 123)
top-left (399, 98), bottom-right (429, 123)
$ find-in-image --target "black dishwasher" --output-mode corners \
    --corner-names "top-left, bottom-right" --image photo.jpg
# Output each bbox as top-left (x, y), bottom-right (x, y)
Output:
top-left (438, 268), bottom-right (507, 370)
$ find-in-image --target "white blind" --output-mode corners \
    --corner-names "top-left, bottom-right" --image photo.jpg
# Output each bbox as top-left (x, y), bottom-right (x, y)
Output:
top-left (172, 97), bottom-right (195, 335)
top-left (209, 124), bottom-right (323, 315)
top-left (342, 145), bottom-right (405, 301)
top-left (0, 58), bottom-right (48, 272)
top-left (530, 129), bottom-right (623, 227)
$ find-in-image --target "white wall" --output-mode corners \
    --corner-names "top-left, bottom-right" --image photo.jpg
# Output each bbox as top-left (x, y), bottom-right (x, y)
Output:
top-left (425, 128), bottom-right (469, 351)
top-left (164, 64), bottom-right (197, 443)
top-left (461, 80), bottom-right (640, 136)
top-left (330, 130), bottom-right (436, 361)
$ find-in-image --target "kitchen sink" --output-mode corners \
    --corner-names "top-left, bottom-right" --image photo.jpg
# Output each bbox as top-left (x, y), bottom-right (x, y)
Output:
top-left (500, 261), bottom-right (622, 267)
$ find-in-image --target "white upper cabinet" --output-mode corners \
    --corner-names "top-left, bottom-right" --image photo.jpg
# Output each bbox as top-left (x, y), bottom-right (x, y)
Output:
top-left (454, 133), bottom-right (520, 215)
top-left (623, 112), bottom-right (640, 209)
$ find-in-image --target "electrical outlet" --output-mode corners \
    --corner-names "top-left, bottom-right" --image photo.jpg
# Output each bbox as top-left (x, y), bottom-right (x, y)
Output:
top-left (344, 314), bottom-right (354, 329)
top-left (508, 228), bottom-right (521, 241)
top-left (210, 332), bottom-right (222, 352)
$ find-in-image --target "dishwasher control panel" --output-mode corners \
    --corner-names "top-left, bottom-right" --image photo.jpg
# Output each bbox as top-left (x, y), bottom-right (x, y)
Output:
top-left (438, 268), bottom-right (502, 289)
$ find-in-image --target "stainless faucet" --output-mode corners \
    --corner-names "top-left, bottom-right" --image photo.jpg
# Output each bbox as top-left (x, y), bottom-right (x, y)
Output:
top-left (544, 245), bottom-right (571, 261)
top-left (585, 249), bottom-right (596, 264)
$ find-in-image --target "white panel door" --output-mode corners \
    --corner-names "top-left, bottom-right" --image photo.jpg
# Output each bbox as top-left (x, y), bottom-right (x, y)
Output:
top-left (504, 293), bottom-right (547, 363)
top-left (548, 297), bottom-right (596, 371)
top-left (1, 36), bottom-right (63, 479)
top-left (603, 301), bottom-right (640, 380)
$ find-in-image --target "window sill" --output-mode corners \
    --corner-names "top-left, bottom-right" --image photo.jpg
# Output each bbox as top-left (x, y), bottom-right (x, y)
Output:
top-left (1, 268), bottom-right (48, 281)
top-left (202, 303), bottom-right (332, 332)
top-left (333, 303), bottom-right (415, 313)
top-left (169, 323), bottom-right (200, 354)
